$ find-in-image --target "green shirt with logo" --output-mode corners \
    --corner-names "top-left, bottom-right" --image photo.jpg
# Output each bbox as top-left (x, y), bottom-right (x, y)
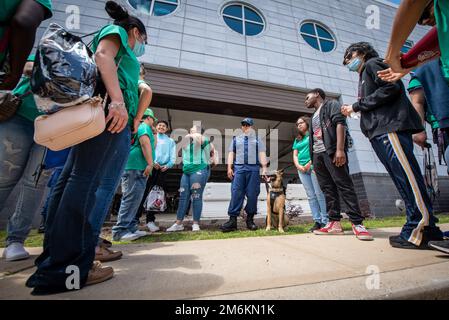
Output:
top-left (126, 122), bottom-right (155, 171)
top-left (182, 137), bottom-right (210, 174)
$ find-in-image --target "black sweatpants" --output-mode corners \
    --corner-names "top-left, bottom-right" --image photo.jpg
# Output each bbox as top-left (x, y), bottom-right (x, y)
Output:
top-left (312, 152), bottom-right (364, 225)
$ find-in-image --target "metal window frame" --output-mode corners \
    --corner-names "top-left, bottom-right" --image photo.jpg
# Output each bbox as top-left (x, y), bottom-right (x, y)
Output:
top-left (222, 3), bottom-right (264, 36)
top-left (300, 22), bottom-right (335, 52)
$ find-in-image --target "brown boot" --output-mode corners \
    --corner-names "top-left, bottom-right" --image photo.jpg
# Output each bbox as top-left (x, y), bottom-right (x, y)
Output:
top-left (86, 261), bottom-right (114, 286)
top-left (95, 246), bottom-right (123, 262)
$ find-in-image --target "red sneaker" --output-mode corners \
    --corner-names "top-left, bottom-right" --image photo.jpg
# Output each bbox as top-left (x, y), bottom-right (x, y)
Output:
top-left (313, 221), bottom-right (344, 235)
top-left (352, 224), bottom-right (373, 241)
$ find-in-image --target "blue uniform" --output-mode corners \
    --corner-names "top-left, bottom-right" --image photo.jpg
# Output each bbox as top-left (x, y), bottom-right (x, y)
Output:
top-left (227, 134), bottom-right (266, 216)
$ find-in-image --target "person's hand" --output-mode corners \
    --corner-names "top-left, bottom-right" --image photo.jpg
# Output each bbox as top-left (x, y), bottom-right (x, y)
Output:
top-left (341, 104), bottom-right (353, 117)
top-left (132, 117), bottom-right (141, 134)
top-left (377, 67), bottom-right (412, 82)
top-left (144, 164), bottom-right (153, 177)
top-left (413, 131), bottom-right (427, 149)
top-left (106, 101), bottom-right (128, 134)
top-left (333, 150), bottom-right (346, 167)
top-left (304, 163), bottom-right (311, 172)
top-left (227, 168), bottom-right (234, 180)
top-left (160, 165), bottom-right (169, 172)
top-left (384, 52), bottom-right (406, 74)
top-left (154, 162), bottom-right (161, 170)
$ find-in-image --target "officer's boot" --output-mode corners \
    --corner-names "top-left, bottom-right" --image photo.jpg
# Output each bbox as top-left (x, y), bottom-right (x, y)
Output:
top-left (246, 214), bottom-right (258, 231)
top-left (220, 216), bottom-right (237, 233)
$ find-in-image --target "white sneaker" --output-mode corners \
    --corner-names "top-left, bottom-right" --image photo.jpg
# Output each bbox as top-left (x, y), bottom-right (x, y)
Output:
top-left (192, 224), bottom-right (201, 232)
top-left (134, 230), bottom-right (149, 238)
top-left (120, 232), bottom-right (141, 241)
top-left (2, 242), bottom-right (30, 262)
top-left (166, 223), bottom-right (184, 232)
top-left (146, 222), bottom-right (160, 232)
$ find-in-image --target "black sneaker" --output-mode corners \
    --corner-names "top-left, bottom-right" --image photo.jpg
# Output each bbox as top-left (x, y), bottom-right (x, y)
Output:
top-left (389, 235), bottom-right (427, 250)
top-left (428, 240), bottom-right (449, 254)
top-left (309, 222), bottom-right (322, 233)
top-left (246, 214), bottom-right (258, 231)
top-left (220, 216), bottom-right (237, 233)
top-left (389, 232), bottom-right (443, 250)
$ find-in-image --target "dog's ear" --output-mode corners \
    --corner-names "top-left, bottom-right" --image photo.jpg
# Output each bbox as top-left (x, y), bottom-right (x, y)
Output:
top-left (278, 168), bottom-right (285, 174)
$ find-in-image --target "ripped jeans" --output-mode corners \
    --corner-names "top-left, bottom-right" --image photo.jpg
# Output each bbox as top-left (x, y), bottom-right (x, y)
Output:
top-left (0, 115), bottom-right (50, 246)
top-left (176, 167), bottom-right (209, 222)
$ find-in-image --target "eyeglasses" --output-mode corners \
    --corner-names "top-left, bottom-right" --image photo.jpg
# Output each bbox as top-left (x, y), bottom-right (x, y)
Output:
top-left (241, 123), bottom-right (250, 127)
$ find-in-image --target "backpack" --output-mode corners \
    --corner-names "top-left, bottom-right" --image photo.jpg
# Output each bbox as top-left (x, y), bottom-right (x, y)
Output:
top-left (31, 23), bottom-right (98, 114)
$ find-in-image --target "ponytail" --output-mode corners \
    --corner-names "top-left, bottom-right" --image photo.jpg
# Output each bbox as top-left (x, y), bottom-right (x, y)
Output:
top-left (105, 1), bottom-right (147, 38)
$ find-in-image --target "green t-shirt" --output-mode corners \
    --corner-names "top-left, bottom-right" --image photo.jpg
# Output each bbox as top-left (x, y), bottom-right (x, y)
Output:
top-left (0, 0), bottom-right (53, 66)
top-left (126, 122), bottom-right (155, 171)
top-left (182, 137), bottom-right (210, 174)
top-left (407, 77), bottom-right (440, 129)
top-left (13, 75), bottom-right (42, 121)
top-left (435, 0), bottom-right (449, 84)
top-left (91, 25), bottom-right (140, 126)
top-left (292, 134), bottom-right (311, 166)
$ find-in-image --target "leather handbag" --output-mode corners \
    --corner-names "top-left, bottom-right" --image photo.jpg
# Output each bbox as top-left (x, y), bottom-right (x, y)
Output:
top-left (34, 96), bottom-right (106, 151)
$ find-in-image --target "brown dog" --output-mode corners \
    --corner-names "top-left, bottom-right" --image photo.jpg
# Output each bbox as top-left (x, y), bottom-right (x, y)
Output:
top-left (265, 169), bottom-right (289, 233)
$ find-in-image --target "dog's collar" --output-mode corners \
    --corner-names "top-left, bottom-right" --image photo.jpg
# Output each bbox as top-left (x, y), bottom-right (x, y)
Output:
top-left (269, 188), bottom-right (284, 193)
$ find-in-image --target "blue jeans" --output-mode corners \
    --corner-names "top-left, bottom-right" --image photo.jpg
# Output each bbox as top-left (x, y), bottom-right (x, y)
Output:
top-left (445, 144), bottom-right (449, 175)
top-left (371, 132), bottom-right (442, 245)
top-left (41, 167), bottom-right (64, 221)
top-left (26, 127), bottom-right (131, 292)
top-left (90, 146), bottom-right (130, 242)
top-left (0, 115), bottom-right (50, 246)
top-left (176, 167), bottom-right (209, 222)
top-left (227, 169), bottom-right (260, 216)
top-left (298, 170), bottom-right (328, 225)
top-left (112, 170), bottom-right (148, 240)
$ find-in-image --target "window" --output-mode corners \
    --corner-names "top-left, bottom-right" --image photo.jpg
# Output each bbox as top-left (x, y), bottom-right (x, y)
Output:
top-left (375, 0), bottom-right (401, 8)
top-left (222, 3), bottom-right (265, 36)
top-left (300, 22), bottom-right (336, 53)
top-left (401, 40), bottom-right (414, 54)
top-left (128, 0), bottom-right (178, 16)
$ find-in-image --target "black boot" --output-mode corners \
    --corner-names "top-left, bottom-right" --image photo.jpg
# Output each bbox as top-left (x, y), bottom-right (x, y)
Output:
top-left (246, 214), bottom-right (258, 231)
top-left (220, 216), bottom-right (237, 233)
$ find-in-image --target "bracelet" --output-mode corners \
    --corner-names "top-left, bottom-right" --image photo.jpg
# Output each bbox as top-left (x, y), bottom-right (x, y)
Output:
top-left (109, 102), bottom-right (125, 109)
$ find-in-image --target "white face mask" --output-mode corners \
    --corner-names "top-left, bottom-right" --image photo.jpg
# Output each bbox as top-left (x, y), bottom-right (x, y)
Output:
top-left (132, 30), bottom-right (146, 57)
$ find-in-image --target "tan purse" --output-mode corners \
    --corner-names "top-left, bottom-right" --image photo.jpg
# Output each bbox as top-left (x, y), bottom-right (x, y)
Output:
top-left (34, 96), bottom-right (106, 151)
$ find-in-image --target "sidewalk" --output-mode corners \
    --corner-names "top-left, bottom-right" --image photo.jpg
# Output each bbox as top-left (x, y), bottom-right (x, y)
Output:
top-left (1, 224), bottom-right (448, 300)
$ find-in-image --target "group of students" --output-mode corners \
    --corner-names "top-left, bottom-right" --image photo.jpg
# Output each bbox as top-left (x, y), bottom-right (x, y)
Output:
top-left (291, 0), bottom-right (449, 254)
top-left (0, 0), bottom-right (448, 295)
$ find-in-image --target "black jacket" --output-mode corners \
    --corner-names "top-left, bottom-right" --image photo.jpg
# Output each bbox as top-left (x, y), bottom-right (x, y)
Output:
top-left (309, 99), bottom-right (350, 160)
top-left (352, 58), bottom-right (423, 140)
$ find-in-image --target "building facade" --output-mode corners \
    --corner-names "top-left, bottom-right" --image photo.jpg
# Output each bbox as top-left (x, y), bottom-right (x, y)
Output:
top-left (33, 0), bottom-right (449, 217)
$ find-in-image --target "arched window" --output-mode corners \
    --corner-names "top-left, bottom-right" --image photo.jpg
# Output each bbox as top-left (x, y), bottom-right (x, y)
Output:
top-left (222, 3), bottom-right (265, 36)
top-left (300, 22), bottom-right (336, 53)
top-left (128, 0), bottom-right (179, 16)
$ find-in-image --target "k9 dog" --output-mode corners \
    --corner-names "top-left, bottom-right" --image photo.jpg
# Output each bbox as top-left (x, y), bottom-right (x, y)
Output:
top-left (265, 170), bottom-right (289, 232)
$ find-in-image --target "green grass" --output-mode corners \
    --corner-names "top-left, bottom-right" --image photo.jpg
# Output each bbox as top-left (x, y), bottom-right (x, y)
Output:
top-left (1, 214), bottom-right (449, 248)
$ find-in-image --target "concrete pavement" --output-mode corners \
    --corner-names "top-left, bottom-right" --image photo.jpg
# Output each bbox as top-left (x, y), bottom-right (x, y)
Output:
top-left (1, 224), bottom-right (449, 299)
